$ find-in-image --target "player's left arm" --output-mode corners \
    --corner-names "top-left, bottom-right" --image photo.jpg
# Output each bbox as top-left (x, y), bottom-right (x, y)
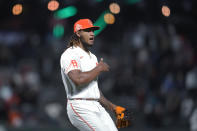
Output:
top-left (99, 90), bottom-right (133, 128)
top-left (99, 90), bottom-right (117, 112)
top-left (99, 90), bottom-right (126, 115)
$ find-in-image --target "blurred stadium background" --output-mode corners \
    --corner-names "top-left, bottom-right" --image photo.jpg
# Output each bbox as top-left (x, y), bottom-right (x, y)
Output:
top-left (0, 0), bottom-right (197, 131)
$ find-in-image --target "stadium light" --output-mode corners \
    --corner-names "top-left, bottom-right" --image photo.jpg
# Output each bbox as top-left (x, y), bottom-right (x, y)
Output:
top-left (125, 0), bottom-right (141, 4)
top-left (104, 13), bottom-right (115, 24)
top-left (109, 3), bottom-right (120, 14)
top-left (94, 11), bottom-right (109, 36)
top-left (48, 0), bottom-right (59, 11)
top-left (53, 24), bottom-right (64, 38)
top-left (162, 5), bottom-right (170, 17)
top-left (12, 4), bottom-right (23, 15)
top-left (54, 6), bottom-right (77, 19)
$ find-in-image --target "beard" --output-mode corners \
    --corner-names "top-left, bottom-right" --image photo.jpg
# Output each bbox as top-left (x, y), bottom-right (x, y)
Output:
top-left (84, 43), bottom-right (93, 47)
top-left (81, 39), bottom-right (93, 48)
top-left (83, 42), bottom-right (93, 51)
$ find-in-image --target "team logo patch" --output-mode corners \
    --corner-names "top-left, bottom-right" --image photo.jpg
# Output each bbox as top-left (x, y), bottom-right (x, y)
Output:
top-left (75, 24), bottom-right (82, 31)
top-left (87, 20), bottom-right (93, 26)
top-left (71, 60), bottom-right (78, 68)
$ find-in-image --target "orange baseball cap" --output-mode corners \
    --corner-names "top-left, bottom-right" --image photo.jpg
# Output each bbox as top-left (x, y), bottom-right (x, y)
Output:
top-left (73, 19), bottom-right (100, 33)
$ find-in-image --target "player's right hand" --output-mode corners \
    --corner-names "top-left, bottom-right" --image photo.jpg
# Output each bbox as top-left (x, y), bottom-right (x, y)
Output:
top-left (97, 58), bottom-right (109, 72)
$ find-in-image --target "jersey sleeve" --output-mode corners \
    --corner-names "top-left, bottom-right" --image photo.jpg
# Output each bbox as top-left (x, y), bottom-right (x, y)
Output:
top-left (60, 52), bottom-right (81, 74)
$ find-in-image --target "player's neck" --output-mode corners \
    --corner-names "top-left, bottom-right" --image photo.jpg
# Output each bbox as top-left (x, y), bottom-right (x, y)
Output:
top-left (78, 42), bottom-right (90, 54)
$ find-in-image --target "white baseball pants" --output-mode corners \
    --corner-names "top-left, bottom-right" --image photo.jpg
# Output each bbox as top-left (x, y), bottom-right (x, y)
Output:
top-left (67, 100), bottom-right (118, 131)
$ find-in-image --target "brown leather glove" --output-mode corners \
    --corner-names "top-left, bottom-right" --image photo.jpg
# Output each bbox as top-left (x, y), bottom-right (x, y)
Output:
top-left (115, 106), bottom-right (133, 128)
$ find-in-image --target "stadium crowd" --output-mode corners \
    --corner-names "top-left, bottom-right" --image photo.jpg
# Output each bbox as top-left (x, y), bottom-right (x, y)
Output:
top-left (0, 23), bottom-right (196, 131)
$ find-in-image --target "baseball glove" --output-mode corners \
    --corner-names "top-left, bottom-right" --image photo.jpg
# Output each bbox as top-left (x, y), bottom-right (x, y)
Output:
top-left (115, 106), bottom-right (133, 128)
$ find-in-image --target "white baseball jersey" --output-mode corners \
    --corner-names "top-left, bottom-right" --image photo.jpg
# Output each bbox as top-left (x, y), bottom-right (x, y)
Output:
top-left (60, 46), bottom-right (118, 131)
top-left (60, 46), bottom-right (100, 99)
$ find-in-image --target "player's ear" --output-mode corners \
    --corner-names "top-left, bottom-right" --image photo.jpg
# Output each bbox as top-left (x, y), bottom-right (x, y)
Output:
top-left (75, 31), bottom-right (81, 37)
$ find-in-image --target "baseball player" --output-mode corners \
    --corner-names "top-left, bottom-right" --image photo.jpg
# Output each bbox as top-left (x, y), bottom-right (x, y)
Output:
top-left (60, 19), bottom-right (128, 131)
